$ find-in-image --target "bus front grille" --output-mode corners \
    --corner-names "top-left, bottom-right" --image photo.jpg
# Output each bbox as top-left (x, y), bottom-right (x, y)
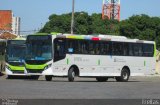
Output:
top-left (27, 69), bottom-right (44, 73)
top-left (12, 70), bottom-right (24, 74)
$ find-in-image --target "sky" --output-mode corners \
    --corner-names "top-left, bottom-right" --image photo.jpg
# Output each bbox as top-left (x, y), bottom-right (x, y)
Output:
top-left (0, 0), bottom-right (160, 35)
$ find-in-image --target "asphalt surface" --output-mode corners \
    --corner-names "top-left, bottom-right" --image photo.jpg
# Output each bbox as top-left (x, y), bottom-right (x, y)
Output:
top-left (0, 75), bottom-right (160, 99)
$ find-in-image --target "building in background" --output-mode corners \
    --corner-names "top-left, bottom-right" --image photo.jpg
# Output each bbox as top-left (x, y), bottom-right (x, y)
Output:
top-left (12, 17), bottom-right (20, 35)
top-left (0, 10), bottom-right (12, 33)
top-left (0, 10), bottom-right (20, 35)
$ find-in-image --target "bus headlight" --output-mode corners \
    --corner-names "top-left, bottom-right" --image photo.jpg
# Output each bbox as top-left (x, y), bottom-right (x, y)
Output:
top-left (6, 65), bottom-right (11, 70)
top-left (44, 64), bottom-right (52, 70)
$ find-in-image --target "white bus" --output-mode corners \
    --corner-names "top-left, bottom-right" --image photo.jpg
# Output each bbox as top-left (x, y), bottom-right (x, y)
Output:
top-left (24, 34), bottom-right (156, 82)
top-left (5, 38), bottom-right (26, 78)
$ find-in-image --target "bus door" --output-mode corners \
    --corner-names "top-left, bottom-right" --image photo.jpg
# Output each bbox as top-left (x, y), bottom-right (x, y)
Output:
top-left (53, 38), bottom-right (67, 75)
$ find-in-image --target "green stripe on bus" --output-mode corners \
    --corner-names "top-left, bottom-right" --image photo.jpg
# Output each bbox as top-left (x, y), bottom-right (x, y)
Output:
top-left (144, 61), bottom-right (146, 67)
top-left (34, 33), bottom-right (49, 35)
top-left (67, 35), bottom-right (84, 39)
top-left (25, 63), bottom-right (47, 70)
top-left (67, 58), bottom-right (69, 65)
top-left (51, 32), bottom-right (59, 35)
top-left (154, 43), bottom-right (156, 57)
top-left (8, 65), bottom-right (25, 71)
top-left (98, 59), bottom-right (101, 65)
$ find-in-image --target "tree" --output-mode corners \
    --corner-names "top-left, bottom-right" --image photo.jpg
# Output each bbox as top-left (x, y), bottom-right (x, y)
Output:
top-left (74, 12), bottom-right (91, 34)
top-left (40, 12), bottom-right (119, 35)
top-left (119, 14), bottom-right (160, 49)
top-left (40, 14), bottom-right (71, 33)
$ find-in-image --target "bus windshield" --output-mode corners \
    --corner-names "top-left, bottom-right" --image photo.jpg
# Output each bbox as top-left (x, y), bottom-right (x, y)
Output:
top-left (26, 35), bottom-right (52, 60)
top-left (7, 40), bottom-right (26, 62)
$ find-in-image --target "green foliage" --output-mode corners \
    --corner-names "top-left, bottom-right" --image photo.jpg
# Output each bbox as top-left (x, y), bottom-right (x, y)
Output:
top-left (119, 14), bottom-right (160, 49)
top-left (40, 14), bottom-right (71, 33)
top-left (74, 12), bottom-right (90, 34)
top-left (40, 12), bottom-right (119, 35)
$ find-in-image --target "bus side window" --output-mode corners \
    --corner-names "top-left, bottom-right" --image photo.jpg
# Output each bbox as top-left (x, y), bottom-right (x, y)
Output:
top-left (100, 42), bottom-right (105, 55)
top-left (74, 40), bottom-right (89, 54)
top-left (78, 40), bottom-right (83, 54)
top-left (83, 41), bottom-right (89, 54)
top-left (74, 40), bottom-right (79, 54)
top-left (143, 44), bottom-right (154, 57)
top-left (100, 41), bottom-right (110, 55)
top-left (79, 40), bottom-right (85, 54)
top-left (133, 43), bottom-right (143, 56)
top-left (138, 44), bottom-right (143, 56)
top-left (124, 43), bottom-right (129, 56)
top-left (67, 39), bottom-right (75, 54)
top-left (89, 41), bottom-right (94, 55)
top-left (77, 40), bottom-right (82, 54)
top-left (112, 42), bottom-right (124, 56)
top-left (133, 44), bottom-right (139, 56)
top-left (94, 42), bottom-right (100, 55)
top-left (129, 43), bottom-right (133, 56)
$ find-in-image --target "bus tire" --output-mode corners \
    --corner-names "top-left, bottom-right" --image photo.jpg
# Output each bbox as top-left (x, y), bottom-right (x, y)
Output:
top-left (116, 68), bottom-right (130, 82)
top-left (45, 75), bottom-right (52, 81)
top-left (96, 77), bottom-right (108, 82)
top-left (68, 67), bottom-right (75, 82)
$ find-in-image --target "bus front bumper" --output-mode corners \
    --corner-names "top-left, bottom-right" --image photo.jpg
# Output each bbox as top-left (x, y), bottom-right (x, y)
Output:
top-left (5, 68), bottom-right (26, 76)
top-left (24, 67), bottom-right (53, 76)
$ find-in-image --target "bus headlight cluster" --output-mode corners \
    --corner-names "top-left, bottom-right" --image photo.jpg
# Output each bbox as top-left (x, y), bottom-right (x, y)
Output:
top-left (44, 64), bottom-right (52, 70)
top-left (6, 65), bottom-right (11, 70)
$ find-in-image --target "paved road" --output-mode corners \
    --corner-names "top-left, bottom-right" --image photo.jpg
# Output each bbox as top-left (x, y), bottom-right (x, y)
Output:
top-left (0, 75), bottom-right (160, 99)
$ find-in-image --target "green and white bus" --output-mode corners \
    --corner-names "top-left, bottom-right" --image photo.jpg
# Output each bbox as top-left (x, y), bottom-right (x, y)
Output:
top-left (24, 34), bottom-right (156, 82)
top-left (5, 38), bottom-right (26, 78)
top-left (0, 39), bottom-right (6, 75)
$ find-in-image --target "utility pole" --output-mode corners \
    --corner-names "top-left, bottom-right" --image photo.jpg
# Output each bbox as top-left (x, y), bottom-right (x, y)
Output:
top-left (71, 0), bottom-right (75, 34)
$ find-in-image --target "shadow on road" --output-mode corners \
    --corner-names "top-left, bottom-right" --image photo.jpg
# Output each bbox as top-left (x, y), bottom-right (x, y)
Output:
top-left (1, 74), bottom-right (144, 82)
top-left (23, 78), bottom-right (141, 83)
top-left (5, 75), bottom-right (40, 80)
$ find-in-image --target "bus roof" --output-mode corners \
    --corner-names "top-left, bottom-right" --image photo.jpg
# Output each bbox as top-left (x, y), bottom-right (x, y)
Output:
top-left (57, 34), bottom-right (155, 44)
top-left (99, 35), bottom-right (127, 39)
top-left (27, 33), bottom-right (155, 44)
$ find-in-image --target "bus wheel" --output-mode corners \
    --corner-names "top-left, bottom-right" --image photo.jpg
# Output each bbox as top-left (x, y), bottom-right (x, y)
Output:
top-left (68, 67), bottom-right (75, 82)
top-left (116, 68), bottom-right (130, 82)
top-left (45, 75), bottom-right (52, 81)
top-left (96, 77), bottom-right (108, 82)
